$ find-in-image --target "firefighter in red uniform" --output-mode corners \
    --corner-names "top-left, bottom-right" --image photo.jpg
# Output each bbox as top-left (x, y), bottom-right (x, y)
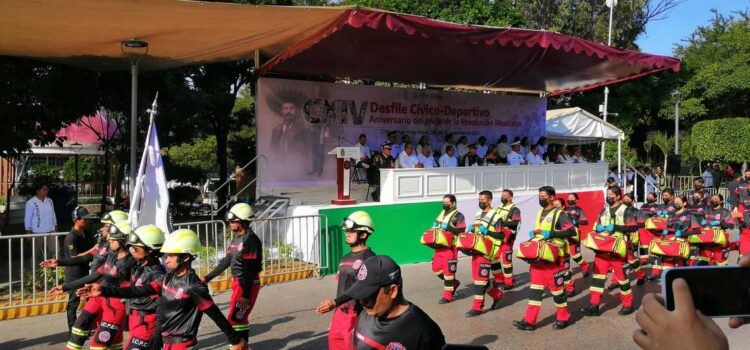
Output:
top-left (658, 195), bottom-right (703, 271)
top-left (316, 211), bottom-right (376, 350)
top-left (581, 186), bottom-right (637, 317)
top-left (565, 193), bottom-right (590, 280)
top-left (639, 192), bottom-right (660, 278)
top-left (492, 189), bottom-right (521, 291)
top-left (202, 203), bottom-right (263, 342)
top-left (700, 194), bottom-right (735, 266)
top-left (513, 186), bottom-right (574, 331)
top-left (647, 188), bottom-right (678, 281)
top-left (78, 229), bottom-right (249, 350)
top-left (733, 170), bottom-right (750, 255)
top-left (465, 191), bottom-right (504, 317)
top-left (430, 194), bottom-right (465, 303)
top-left (605, 193), bottom-right (645, 290)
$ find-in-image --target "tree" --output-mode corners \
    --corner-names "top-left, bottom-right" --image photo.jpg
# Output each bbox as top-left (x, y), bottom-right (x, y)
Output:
top-left (342, 0), bottom-right (525, 27)
top-left (63, 157), bottom-right (99, 183)
top-left (691, 118), bottom-right (750, 163)
top-left (646, 131), bottom-right (674, 175)
top-left (166, 136), bottom-right (219, 183)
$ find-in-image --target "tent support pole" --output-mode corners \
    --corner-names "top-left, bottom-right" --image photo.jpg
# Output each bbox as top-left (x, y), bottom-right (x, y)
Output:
top-left (617, 135), bottom-right (622, 184)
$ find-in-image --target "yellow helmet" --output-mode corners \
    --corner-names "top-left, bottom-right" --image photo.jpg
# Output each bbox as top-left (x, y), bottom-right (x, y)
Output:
top-left (160, 229), bottom-right (201, 254)
top-left (108, 221), bottom-right (133, 241)
top-left (226, 203), bottom-right (253, 222)
top-left (101, 210), bottom-right (128, 225)
top-left (128, 225), bottom-right (166, 252)
top-left (342, 211), bottom-right (374, 233)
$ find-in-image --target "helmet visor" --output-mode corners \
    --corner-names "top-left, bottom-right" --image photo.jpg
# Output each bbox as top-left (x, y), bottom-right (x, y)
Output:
top-left (226, 212), bottom-right (239, 222)
top-left (342, 218), bottom-right (369, 231)
top-left (127, 232), bottom-right (142, 246)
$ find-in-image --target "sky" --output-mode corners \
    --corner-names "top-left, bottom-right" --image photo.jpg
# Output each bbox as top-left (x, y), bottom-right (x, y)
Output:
top-left (636, 0), bottom-right (750, 56)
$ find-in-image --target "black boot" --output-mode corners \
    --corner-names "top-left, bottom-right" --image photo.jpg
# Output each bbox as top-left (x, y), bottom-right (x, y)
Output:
top-left (438, 297), bottom-right (452, 304)
top-left (607, 283), bottom-right (619, 291)
top-left (512, 319), bottom-right (535, 331)
top-left (491, 298), bottom-right (503, 310)
top-left (580, 304), bottom-right (602, 316)
top-left (465, 309), bottom-right (482, 317)
top-left (636, 278), bottom-right (645, 286)
top-left (646, 275), bottom-right (660, 282)
top-left (618, 306), bottom-right (635, 316)
top-left (552, 320), bottom-right (570, 330)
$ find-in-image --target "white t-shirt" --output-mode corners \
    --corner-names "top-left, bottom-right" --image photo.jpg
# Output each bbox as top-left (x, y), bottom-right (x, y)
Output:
top-left (457, 144), bottom-right (469, 158)
top-left (355, 143), bottom-right (370, 160)
top-left (417, 154), bottom-right (437, 168)
top-left (702, 170), bottom-right (714, 187)
top-left (24, 196), bottom-right (57, 233)
top-left (497, 143), bottom-right (511, 158)
top-left (526, 152), bottom-right (545, 165)
top-left (439, 154), bottom-right (458, 168)
top-left (476, 144), bottom-right (488, 158)
top-left (398, 151), bottom-right (420, 168)
top-left (507, 151), bottom-right (525, 166)
top-left (558, 154), bottom-right (573, 164)
top-left (571, 154), bottom-right (586, 163)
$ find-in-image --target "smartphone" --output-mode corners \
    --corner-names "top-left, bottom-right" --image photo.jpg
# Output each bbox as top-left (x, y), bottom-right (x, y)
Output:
top-left (662, 266), bottom-right (750, 317)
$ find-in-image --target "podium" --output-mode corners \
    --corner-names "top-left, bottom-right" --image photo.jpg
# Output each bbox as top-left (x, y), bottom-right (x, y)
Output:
top-left (328, 147), bottom-right (360, 205)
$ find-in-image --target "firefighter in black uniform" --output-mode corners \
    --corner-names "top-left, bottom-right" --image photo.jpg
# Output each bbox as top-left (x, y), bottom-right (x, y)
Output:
top-left (60, 206), bottom-right (97, 331)
top-left (370, 143), bottom-right (395, 201)
top-left (79, 229), bottom-right (249, 350)
top-left (316, 211), bottom-right (377, 350)
top-left (203, 203), bottom-right (263, 342)
top-left (346, 255), bottom-right (446, 350)
top-left (461, 143), bottom-right (482, 167)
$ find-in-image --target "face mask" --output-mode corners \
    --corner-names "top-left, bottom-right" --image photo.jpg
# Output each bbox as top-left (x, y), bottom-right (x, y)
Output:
top-left (479, 202), bottom-right (487, 210)
top-left (647, 198), bottom-right (656, 204)
top-left (501, 198), bottom-right (509, 205)
top-left (538, 198), bottom-right (548, 207)
top-left (675, 204), bottom-right (683, 210)
top-left (568, 200), bottom-right (577, 206)
top-left (623, 201), bottom-right (632, 206)
top-left (606, 197), bottom-right (615, 205)
top-left (443, 204), bottom-right (452, 211)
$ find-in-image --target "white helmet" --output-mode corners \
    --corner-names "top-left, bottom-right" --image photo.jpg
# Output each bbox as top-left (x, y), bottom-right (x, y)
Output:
top-left (226, 203), bottom-right (253, 222)
top-left (160, 229), bottom-right (201, 255)
top-left (342, 211), bottom-right (374, 234)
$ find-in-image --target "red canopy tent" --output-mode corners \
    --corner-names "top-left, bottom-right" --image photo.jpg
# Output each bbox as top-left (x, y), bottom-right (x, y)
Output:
top-left (260, 8), bottom-right (680, 96)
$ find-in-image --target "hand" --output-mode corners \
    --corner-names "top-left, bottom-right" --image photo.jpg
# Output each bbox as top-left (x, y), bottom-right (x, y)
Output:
top-left (710, 220), bottom-right (719, 227)
top-left (479, 226), bottom-right (488, 234)
top-left (200, 276), bottom-right (208, 284)
top-left (730, 210), bottom-right (742, 219)
top-left (48, 285), bottom-right (64, 297)
top-left (606, 224), bottom-right (615, 232)
top-left (440, 223), bottom-right (448, 230)
top-left (77, 283), bottom-right (101, 298)
top-left (595, 224), bottom-right (605, 232)
top-left (316, 299), bottom-right (336, 314)
top-left (40, 259), bottom-right (59, 268)
top-left (541, 230), bottom-right (551, 239)
top-left (675, 230), bottom-right (682, 237)
top-left (528, 230), bottom-right (536, 238)
top-left (633, 278), bottom-right (728, 350)
top-left (572, 220), bottom-right (577, 226)
top-left (729, 254), bottom-right (750, 329)
top-left (700, 220), bottom-right (707, 226)
top-left (432, 221), bottom-right (438, 227)
top-left (662, 229), bottom-right (669, 236)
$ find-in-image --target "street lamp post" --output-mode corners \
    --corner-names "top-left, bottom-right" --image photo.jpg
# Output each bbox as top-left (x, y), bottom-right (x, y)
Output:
top-left (600, 0), bottom-right (617, 161)
top-left (71, 142), bottom-right (83, 204)
top-left (121, 39), bottom-right (148, 196)
top-left (672, 89), bottom-right (681, 155)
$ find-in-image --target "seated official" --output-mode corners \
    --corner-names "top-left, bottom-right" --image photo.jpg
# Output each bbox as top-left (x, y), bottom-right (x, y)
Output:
top-left (557, 145), bottom-right (573, 164)
top-left (525, 144), bottom-right (545, 165)
top-left (417, 145), bottom-right (437, 168)
top-left (484, 145), bottom-right (500, 165)
top-left (476, 136), bottom-right (488, 158)
top-left (355, 133), bottom-right (371, 168)
top-left (571, 146), bottom-right (587, 163)
top-left (507, 141), bottom-right (526, 165)
top-left (439, 146), bottom-right (458, 168)
top-left (370, 143), bottom-right (395, 202)
top-left (460, 143), bottom-right (481, 167)
top-left (398, 142), bottom-right (422, 168)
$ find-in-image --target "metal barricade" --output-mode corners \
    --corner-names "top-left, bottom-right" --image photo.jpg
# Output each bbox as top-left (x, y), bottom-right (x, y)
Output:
top-left (0, 232), bottom-right (68, 310)
top-left (172, 220), bottom-right (230, 283)
top-left (250, 214), bottom-right (329, 278)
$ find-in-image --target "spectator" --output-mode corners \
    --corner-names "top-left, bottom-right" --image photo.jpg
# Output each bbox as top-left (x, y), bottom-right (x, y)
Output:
top-left (456, 136), bottom-right (469, 158)
top-left (609, 167), bottom-right (623, 185)
top-left (400, 135), bottom-right (412, 156)
top-left (571, 146), bottom-right (586, 163)
top-left (355, 134), bottom-right (371, 165)
top-left (711, 163), bottom-right (722, 189)
top-left (520, 136), bottom-right (530, 155)
top-left (484, 144), bottom-right (499, 165)
top-left (606, 176), bottom-right (618, 188)
top-left (398, 142), bottom-right (421, 168)
top-left (545, 145), bottom-right (559, 164)
top-left (644, 167), bottom-right (658, 194)
top-left (440, 134), bottom-right (455, 157)
top-left (625, 167), bottom-right (635, 195)
top-left (417, 145), bottom-right (437, 168)
top-left (727, 173), bottom-right (743, 208)
top-left (726, 165), bottom-right (735, 183)
top-left (416, 135), bottom-right (429, 155)
top-left (24, 183), bottom-right (57, 260)
top-left (497, 135), bottom-right (511, 163)
top-left (536, 136), bottom-right (548, 156)
top-left (654, 166), bottom-right (666, 189)
top-left (345, 255), bottom-right (447, 349)
top-left (525, 144), bottom-right (545, 165)
top-left (460, 143), bottom-right (481, 167)
top-left (388, 132), bottom-right (401, 157)
top-left (507, 141), bottom-right (525, 165)
top-left (702, 166), bottom-right (714, 189)
top-left (476, 136), bottom-right (488, 158)
top-left (557, 145), bottom-right (573, 164)
top-left (439, 146), bottom-right (458, 168)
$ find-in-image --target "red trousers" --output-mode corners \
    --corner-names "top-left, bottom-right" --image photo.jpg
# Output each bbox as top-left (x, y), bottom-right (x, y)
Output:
top-left (328, 302), bottom-right (358, 350)
top-left (163, 338), bottom-right (198, 350)
top-left (523, 261), bottom-right (570, 325)
top-left (610, 245), bottom-right (644, 284)
top-left (698, 246), bottom-right (730, 266)
top-left (432, 247), bottom-right (459, 300)
top-left (228, 278), bottom-right (261, 338)
top-left (90, 297), bottom-right (126, 349)
top-left (740, 228), bottom-right (750, 255)
top-left (493, 241), bottom-right (515, 286)
top-left (638, 228), bottom-right (654, 266)
top-left (471, 255), bottom-right (502, 311)
top-left (125, 310), bottom-right (157, 350)
top-left (590, 254), bottom-right (633, 308)
top-left (66, 296), bottom-right (104, 350)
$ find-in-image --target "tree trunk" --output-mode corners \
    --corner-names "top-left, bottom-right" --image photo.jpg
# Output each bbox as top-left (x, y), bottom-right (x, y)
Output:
top-left (216, 130), bottom-right (229, 215)
top-left (100, 142), bottom-right (111, 213)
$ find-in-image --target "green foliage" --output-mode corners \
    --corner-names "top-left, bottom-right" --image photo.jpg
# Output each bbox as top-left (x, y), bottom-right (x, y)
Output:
top-left (691, 118), bottom-right (750, 162)
top-left (24, 267), bottom-right (65, 293)
top-left (167, 136), bottom-right (219, 174)
top-left (646, 131), bottom-right (674, 175)
top-left (169, 185), bottom-right (201, 218)
top-left (343, 0), bottom-right (525, 27)
top-left (19, 164), bottom-right (62, 196)
top-left (62, 157), bottom-right (99, 182)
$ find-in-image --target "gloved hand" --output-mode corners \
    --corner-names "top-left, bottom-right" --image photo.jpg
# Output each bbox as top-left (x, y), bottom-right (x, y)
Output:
top-left (529, 230), bottom-right (538, 238)
top-left (606, 224), bottom-right (614, 232)
top-left (675, 229), bottom-right (683, 237)
top-left (541, 230), bottom-right (551, 239)
top-left (662, 229), bottom-right (669, 236)
top-left (572, 220), bottom-right (577, 226)
top-left (432, 221), bottom-right (438, 227)
top-left (440, 223), bottom-right (448, 230)
top-left (479, 225), bottom-right (488, 234)
top-left (710, 220), bottom-right (719, 227)
top-left (700, 220), bottom-right (707, 226)
top-left (595, 224), bottom-right (605, 232)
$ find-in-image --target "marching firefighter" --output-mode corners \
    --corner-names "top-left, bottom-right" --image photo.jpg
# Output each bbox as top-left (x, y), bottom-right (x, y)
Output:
top-left (607, 193), bottom-right (645, 288)
top-left (465, 190), bottom-right (504, 317)
top-left (316, 211), bottom-right (376, 350)
top-left (51, 220), bottom-right (137, 350)
top-left (493, 189), bottom-right (521, 290)
top-left (654, 195), bottom-right (703, 270)
top-left (686, 191), bottom-right (708, 221)
top-left (699, 194), bottom-right (735, 266)
top-left (202, 203), bottom-right (263, 342)
top-left (513, 186), bottom-right (574, 331)
top-left (638, 192), bottom-right (660, 279)
top-left (78, 229), bottom-right (249, 350)
top-left (580, 186), bottom-right (637, 317)
top-left (733, 170), bottom-right (750, 255)
top-left (564, 193), bottom-right (590, 280)
top-left (431, 195), bottom-right (465, 303)
top-left (118, 225), bottom-right (166, 350)
top-left (647, 188), bottom-right (678, 281)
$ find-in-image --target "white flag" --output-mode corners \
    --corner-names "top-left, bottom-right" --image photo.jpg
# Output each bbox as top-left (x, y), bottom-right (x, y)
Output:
top-left (129, 116), bottom-right (171, 235)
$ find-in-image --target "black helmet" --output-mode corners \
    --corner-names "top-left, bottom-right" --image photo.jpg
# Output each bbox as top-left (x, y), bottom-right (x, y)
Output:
top-left (72, 206), bottom-right (97, 222)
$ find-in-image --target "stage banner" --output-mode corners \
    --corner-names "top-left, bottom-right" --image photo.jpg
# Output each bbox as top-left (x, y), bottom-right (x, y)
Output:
top-left (257, 77), bottom-right (546, 190)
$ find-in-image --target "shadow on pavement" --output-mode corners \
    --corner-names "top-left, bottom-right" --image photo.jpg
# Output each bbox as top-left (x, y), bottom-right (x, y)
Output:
top-left (469, 334), bottom-right (499, 345)
top-left (0, 330), bottom-right (69, 349)
top-left (199, 315), bottom-right (296, 348)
